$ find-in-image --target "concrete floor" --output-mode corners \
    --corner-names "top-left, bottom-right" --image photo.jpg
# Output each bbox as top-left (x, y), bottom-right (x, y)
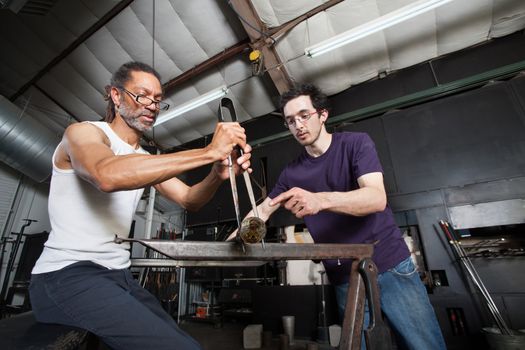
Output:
top-left (180, 320), bottom-right (336, 350)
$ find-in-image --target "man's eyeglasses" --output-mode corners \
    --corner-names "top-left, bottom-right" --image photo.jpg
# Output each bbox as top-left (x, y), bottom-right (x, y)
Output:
top-left (121, 88), bottom-right (170, 111)
top-left (284, 110), bottom-right (319, 129)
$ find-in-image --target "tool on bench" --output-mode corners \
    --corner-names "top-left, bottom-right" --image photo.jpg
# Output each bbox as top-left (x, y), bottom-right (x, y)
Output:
top-left (359, 258), bottom-right (392, 350)
top-left (217, 98), bottom-right (266, 246)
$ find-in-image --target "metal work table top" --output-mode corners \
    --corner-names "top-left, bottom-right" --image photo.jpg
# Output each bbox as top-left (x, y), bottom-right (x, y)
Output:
top-left (117, 237), bottom-right (374, 262)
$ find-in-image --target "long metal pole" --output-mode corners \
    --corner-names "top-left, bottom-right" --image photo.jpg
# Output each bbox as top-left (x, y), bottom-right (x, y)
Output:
top-left (139, 150), bottom-right (160, 287)
top-left (144, 150), bottom-right (160, 240)
top-left (439, 222), bottom-right (503, 327)
top-left (319, 270), bottom-right (329, 343)
top-left (439, 220), bottom-right (512, 335)
top-left (452, 243), bottom-right (507, 332)
top-left (444, 222), bottom-right (511, 335)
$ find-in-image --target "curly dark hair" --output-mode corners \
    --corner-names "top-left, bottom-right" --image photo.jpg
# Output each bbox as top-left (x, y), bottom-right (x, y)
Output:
top-left (104, 62), bottom-right (162, 122)
top-left (279, 83), bottom-right (330, 114)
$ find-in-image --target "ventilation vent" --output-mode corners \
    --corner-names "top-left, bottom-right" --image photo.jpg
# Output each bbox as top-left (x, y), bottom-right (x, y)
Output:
top-left (19, 0), bottom-right (58, 16)
top-left (0, 0), bottom-right (10, 9)
top-left (1, 0), bottom-right (57, 16)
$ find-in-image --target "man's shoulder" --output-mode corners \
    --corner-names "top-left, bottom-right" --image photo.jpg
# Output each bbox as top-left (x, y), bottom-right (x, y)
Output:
top-left (66, 121), bottom-right (106, 132)
top-left (335, 131), bottom-right (371, 142)
top-left (64, 121), bottom-right (110, 146)
top-left (332, 132), bottom-right (374, 150)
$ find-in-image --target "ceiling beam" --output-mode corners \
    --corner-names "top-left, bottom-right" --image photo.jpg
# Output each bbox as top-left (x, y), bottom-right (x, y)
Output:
top-left (228, 0), bottom-right (293, 94)
top-left (161, 0), bottom-right (345, 94)
top-left (267, 0), bottom-right (344, 39)
top-left (163, 39), bottom-right (251, 93)
top-left (9, 0), bottom-right (134, 102)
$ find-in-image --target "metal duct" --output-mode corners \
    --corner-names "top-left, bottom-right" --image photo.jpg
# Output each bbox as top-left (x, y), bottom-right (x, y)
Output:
top-left (0, 95), bottom-right (60, 183)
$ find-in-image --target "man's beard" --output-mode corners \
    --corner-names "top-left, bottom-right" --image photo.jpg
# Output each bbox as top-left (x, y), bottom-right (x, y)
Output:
top-left (117, 103), bottom-right (156, 133)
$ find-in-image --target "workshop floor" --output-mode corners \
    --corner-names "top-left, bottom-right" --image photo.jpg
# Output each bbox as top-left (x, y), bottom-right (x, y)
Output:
top-left (180, 320), bottom-right (336, 350)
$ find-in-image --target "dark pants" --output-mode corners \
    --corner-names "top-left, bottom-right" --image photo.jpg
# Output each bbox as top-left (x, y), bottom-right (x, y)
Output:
top-left (29, 261), bottom-right (202, 350)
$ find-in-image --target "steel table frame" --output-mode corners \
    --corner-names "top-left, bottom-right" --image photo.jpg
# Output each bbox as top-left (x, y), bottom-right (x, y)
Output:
top-left (118, 238), bottom-right (375, 350)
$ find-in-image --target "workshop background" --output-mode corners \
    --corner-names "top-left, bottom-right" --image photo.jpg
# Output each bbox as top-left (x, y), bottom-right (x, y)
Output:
top-left (1, 0), bottom-right (525, 349)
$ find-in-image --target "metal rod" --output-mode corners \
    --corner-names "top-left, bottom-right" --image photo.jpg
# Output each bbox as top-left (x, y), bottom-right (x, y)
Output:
top-left (445, 222), bottom-right (511, 335)
top-left (228, 161), bottom-right (242, 229)
top-left (217, 98), bottom-right (243, 231)
top-left (319, 270), bottom-right (328, 344)
top-left (441, 221), bottom-right (507, 332)
top-left (439, 220), bottom-right (512, 335)
top-left (218, 97), bottom-right (265, 246)
top-left (243, 172), bottom-right (259, 217)
top-left (442, 222), bottom-right (507, 329)
top-left (452, 242), bottom-right (507, 332)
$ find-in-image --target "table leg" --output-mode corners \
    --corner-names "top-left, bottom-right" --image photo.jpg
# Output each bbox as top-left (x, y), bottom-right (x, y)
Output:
top-left (339, 259), bottom-right (366, 350)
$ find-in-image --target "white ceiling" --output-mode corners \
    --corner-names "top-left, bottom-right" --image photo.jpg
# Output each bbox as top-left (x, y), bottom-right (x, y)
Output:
top-left (1, 0), bottom-right (525, 149)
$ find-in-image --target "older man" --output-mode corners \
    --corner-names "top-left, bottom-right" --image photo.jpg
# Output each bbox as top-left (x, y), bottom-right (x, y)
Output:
top-left (30, 61), bottom-right (251, 350)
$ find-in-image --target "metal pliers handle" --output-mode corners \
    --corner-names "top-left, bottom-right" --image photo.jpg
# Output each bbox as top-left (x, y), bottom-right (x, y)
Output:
top-left (217, 98), bottom-right (264, 246)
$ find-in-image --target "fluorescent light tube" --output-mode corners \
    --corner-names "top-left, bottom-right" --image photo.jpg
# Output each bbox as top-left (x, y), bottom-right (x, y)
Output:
top-left (154, 85), bottom-right (228, 126)
top-left (305, 0), bottom-right (453, 58)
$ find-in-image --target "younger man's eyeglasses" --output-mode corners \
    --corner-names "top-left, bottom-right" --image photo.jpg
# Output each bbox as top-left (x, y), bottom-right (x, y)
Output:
top-left (284, 110), bottom-right (319, 129)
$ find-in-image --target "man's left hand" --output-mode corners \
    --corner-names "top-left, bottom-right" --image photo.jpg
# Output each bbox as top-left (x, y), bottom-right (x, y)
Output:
top-left (213, 144), bottom-right (252, 180)
top-left (270, 187), bottom-right (322, 218)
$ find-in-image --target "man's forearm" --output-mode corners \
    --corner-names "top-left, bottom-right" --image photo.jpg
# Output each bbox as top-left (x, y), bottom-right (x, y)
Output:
top-left (318, 187), bottom-right (386, 216)
top-left (183, 170), bottom-right (224, 211)
top-left (87, 147), bottom-right (218, 192)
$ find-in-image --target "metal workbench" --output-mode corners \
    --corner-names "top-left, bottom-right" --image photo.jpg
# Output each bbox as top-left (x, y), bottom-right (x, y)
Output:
top-left (118, 238), bottom-right (377, 350)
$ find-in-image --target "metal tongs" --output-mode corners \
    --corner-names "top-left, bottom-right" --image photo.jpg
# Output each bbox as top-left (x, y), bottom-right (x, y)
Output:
top-left (218, 98), bottom-right (266, 249)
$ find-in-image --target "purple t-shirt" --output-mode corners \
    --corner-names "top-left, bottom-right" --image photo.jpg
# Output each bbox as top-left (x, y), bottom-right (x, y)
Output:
top-left (269, 132), bottom-right (409, 285)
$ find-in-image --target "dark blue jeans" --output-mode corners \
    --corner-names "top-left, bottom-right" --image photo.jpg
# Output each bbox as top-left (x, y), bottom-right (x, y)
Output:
top-left (335, 256), bottom-right (447, 350)
top-left (29, 261), bottom-right (202, 350)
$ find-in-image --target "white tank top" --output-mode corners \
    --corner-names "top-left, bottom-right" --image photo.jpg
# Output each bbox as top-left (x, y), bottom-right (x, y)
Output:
top-left (32, 122), bottom-right (148, 273)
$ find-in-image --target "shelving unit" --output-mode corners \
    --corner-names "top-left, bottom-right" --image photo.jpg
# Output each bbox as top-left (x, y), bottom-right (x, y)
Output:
top-left (181, 265), bottom-right (276, 327)
top-left (188, 300), bottom-right (222, 327)
top-left (218, 287), bottom-right (253, 322)
top-left (184, 275), bottom-right (222, 327)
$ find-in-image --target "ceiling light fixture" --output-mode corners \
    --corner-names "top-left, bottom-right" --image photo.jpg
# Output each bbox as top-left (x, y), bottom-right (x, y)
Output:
top-left (305, 0), bottom-right (453, 58)
top-left (154, 85), bottom-right (229, 127)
